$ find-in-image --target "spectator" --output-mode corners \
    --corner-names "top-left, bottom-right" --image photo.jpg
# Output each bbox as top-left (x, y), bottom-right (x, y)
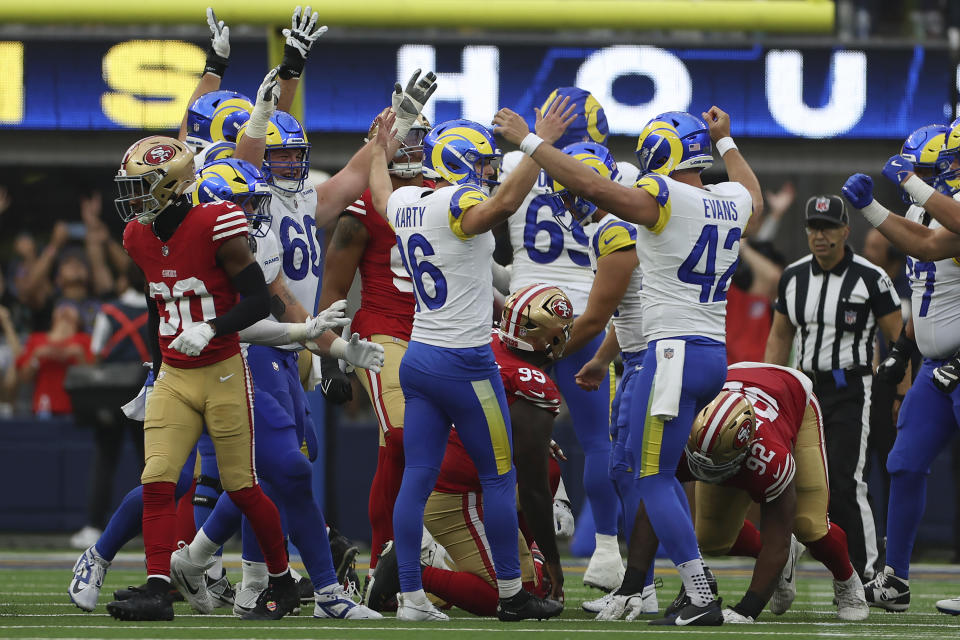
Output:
top-left (16, 301), bottom-right (92, 416)
top-left (0, 304), bottom-right (21, 418)
top-left (69, 263), bottom-right (150, 550)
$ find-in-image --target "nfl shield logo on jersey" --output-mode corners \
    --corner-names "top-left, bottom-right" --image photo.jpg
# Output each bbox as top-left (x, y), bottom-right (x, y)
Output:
top-left (664, 348), bottom-right (674, 359)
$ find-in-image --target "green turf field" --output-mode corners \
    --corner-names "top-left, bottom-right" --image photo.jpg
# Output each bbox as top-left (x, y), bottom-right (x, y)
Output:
top-left (1, 551), bottom-right (957, 639)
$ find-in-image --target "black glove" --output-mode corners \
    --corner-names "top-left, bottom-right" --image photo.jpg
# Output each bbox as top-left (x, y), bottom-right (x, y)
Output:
top-left (319, 355), bottom-right (352, 404)
top-left (934, 353), bottom-right (960, 393)
top-left (876, 333), bottom-right (914, 384)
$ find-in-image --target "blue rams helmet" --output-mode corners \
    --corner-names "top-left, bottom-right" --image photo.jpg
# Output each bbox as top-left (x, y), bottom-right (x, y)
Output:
top-left (196, 141), bottom-right (236, 169)
top-left (185, 90), bottom-right (253, 152)
top-left (422, 119), bottom-right (501, 191)
top-left (541, 87), bottom-right (609, 149)
top-left (636, 112), bottom-right (712, 175)
top-left (192, 158), bottom-right (273, 237)
top-left (902, 123), bottom-right (960, 199)
top-left (238, 111), bottom-right (311, 194)
top-left (551, 142), bottom-right (619, 230)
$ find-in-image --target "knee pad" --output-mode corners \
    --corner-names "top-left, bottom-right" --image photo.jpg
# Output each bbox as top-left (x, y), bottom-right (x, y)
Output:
top-left (141, 456), bottom-right (174, 484)
top-left (192, 474), bottom-right (223, 508)
top-left (793, 514), bottom-right (827, 544)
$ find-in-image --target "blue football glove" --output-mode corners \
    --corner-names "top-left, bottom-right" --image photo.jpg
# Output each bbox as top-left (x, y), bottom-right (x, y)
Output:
top-left (841, 173), bottom-right (874, 209)
top-left (882, 154), bottom-right (914, 186)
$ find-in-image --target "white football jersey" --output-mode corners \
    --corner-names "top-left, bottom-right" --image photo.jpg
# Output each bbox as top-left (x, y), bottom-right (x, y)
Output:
top-left (253, 228), bottom-right (282, 286)
top-left (503, 150), bottom-right (596, 311)
top-left (589, 213), bottom-right (645, 353)
top-left (388, 184), bottom-right (495, 349)
top-left (635, 175), bottom-right (752, 343)
top-left (905, 202), bottom-right (960, 358)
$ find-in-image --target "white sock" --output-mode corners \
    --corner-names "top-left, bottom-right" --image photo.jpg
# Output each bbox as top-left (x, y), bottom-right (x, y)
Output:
top-left (401, 588), bottom-right (429, 606)
top-left (240, 559), bottom-right (267, 590)
top-left (206, 555), bottom-right (223, 580)
top-left (594, 533), bottom-right (620, 553)
top-left (498, 577), bottom-right (522, 599)
top-left (290, 566), bottom-right (303, 581)
top-left (677, 558), bottom-right (714, 607)
top-left (147, 574), bottom-right (172, 583)
top-left (189, 529), bottom-right (220, 559)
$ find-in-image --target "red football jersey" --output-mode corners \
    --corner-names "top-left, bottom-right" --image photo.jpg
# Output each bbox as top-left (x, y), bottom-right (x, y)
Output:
top-left (344, 189), bottom-right (415, 341)
top-left (123, 201), bottom-right (248, 369)
top-left (679, 364), bottom-right (813, 503)
top-left (434, 337), bottom-right (562, 494)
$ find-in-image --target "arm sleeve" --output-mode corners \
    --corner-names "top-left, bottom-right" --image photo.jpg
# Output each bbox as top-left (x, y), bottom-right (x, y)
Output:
top-left (211, 262), bottom-right (271, 337)
top-left (238, 318), bottom-right (294, 346)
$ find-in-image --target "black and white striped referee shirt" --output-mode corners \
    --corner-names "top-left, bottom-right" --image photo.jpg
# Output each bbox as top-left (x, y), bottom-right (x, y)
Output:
top-left (774, 246), bottom-right (900, 372)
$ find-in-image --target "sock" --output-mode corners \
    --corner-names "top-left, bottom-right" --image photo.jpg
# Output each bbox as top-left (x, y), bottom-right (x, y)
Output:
top-left (401, 588), bottom-right (430, 606)
top-left (146, 575), bottom-right (171, 595)
top-left (240, 559), bottom-right (267, 591)
top-left (189, 529), bottom-right (221, 559)
top-left (206, 555), bottom-right (224, 580)
top-left (616, 566), bottom-right (647, 595)
top-left (637, 474), bottom-right (700, 566)
top-left (885, 470), bottom-right (926, 579)
top-left (422, 566), bottom-right (498, 616)
top-left (806, 523), bottom-right (855, 581)
top-left (175, 479), bottom-right (197, 545)
top-left (228, 485), bottom-right (288, 575)
top-left (729, 520), bottom-right (763, 557)
top-left (677, 557), bottom-right (714, 607)
top-left (369, 433), bottom-right (404, 570)
top-left (497, 576), bottom-right (521, 599)
top-left (394, 466), bottom-right (435, 593)
top-left (142, 482), bottom-right (177, 578)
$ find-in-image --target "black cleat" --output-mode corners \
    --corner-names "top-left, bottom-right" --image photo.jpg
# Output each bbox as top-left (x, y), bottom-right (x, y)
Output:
top-left (664, 565), bottom-right (718, 617)
top-left (113, 582), bottom-right (183, 602)
top-left (497, 589), bottom-right (563, 621)
top-left (650, 598), bottom-right (723, 626)
top-left (364, 541), bottom-right (400, 612)
top-left (106, 591), bottom-right (174, 621)
top-left (240, 574), bottom-right (299, 620)
top-left (297, 576), bottom-right (314, 605)
top-left (328, 527), bottom-right (361, 591)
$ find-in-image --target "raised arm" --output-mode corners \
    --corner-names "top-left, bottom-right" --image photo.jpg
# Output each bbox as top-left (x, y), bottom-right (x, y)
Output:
top-left (178, 8), bottom-right (229, 142)
top-left (276, 5), bottom-right (328, 113)
top-left (233, 68), bottom-right (280, 166)
top-left (880, 152), bottom-right (960, 235)
top-left (703, 106), bottom-right (763, 219)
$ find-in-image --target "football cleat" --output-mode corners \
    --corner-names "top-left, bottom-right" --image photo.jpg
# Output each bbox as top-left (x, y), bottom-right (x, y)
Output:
top-left (769, 535), bottom-right (804, 615)
top-left (329, 527), bottom-right (362, 592)
top-left (834, 573), bottom-right (869, 621)
top-left (722, 607), bottom-right (754, 623)
top-left (364, 541), bottom-right (400, 612)
top-left (397, 592), bottom-right (449, 621)
top-left (206, 571), bottom-right (235, 609)
top-left (650, 598), bottom-right (723, 626)
top-left (105, 590), bottom-right (174, 621)
top-left (497, 589), bottom-right (564, 622)
top-left (314, 583), bottom-right (383, 619)
top-left (583, 536), bottom-right (625, 592)
top-left (664, 565), bottom-right (719, 617)
top-left (233, 560), bottom-right (268, 617)
top-left (68, 546), bottom-right (110, 612)
top-left (936, 596), bottom-right (960, 615)
top-left (863, 566), bottom-right (910, 612)
top-left (114, 583), bottom-right (183, 602)
top-left (170, 542), bottom-right (215, 614)
top-left (240, 574), bottom-right (299, 620)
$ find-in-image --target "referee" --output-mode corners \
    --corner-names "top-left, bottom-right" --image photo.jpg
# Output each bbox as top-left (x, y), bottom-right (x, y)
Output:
top-left (765, 194), bottom-right (903, 581)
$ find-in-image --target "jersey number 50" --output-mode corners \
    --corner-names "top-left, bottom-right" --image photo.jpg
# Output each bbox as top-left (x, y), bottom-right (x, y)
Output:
top-left (396, 233), bottom-right (448, 312)
top-left (677, 224), bottom-right (741, 303)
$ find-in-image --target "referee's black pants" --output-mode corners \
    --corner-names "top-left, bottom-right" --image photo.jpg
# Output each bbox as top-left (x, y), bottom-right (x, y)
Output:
top-left (812, 371), bottom-right (879, 581)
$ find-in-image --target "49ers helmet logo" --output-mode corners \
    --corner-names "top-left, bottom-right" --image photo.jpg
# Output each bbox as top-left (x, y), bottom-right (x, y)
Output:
top-left (550, 297), bottom-right (573, 319)
top-left (734, 423), bottom-right (752, 449)
top-left (144, 144), bottom-right (176, 166)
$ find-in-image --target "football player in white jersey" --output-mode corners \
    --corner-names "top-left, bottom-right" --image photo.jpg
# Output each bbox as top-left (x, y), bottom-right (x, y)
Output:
top-left (841, 122), bottom-right (960, 614)
top-left (500, 88), bottom-right (625, 588)
top-left (495, 105), bottom-right (762, 625)
top-left (365, 102), bottom-right (575, 622)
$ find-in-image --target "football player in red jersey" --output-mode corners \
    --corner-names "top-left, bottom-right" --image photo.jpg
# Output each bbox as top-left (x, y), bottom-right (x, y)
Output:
top-left (364, 284), bottom-right (573, 615)
top-left (603, 363), bottom-right (869, 623)
top-left (106, 135), bottom-right (298, 621)
top-left (318, 115), bottom-right (429, 586)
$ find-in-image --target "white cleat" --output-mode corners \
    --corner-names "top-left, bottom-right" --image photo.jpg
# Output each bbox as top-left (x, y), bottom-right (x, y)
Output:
top-left (314, 583), bottom-right (383, 619)
top-left (420, 527), bottom-right (452, 570)
top-left (722, 607), bottom-right (755, 623)
top-left (835, 573), bottom-right (869, 621)
top-left (170, 542), bottom-right (215, 614)
top-left (397, 592), bottom-right (449, 621)
top-left (68, 546), bottom-right (110, 612)
top-left (232, 560), bottom-right (268, 617)
top-left (583, 534), bottom-right (625, 592)
top-left (769, 534), bottom-right (804, 615)
top-left (936, 596), bottom-right (960, 615)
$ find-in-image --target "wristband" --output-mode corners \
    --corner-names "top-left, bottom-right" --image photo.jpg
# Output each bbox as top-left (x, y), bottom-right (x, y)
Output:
top-left (716, 136), bottom-right (738, 157)
top-left (732, 590), bottom-right (765, 620)
top-left (861, 200), bottom-right (891, 227)
top-left (285, 322), bottom-right (308, 344)
top-left (245, 100), bottom-right (273, 139)
top-left (520, 133), bottom-right (545, 157)
top-left (329, 336), bottom-right (347, 360)
top-left (204, 56), bottom-right (228, 78)
top-left (903, 174), bottom-right (936, 207)
top-left (278, 45), bottom-right (306, 80)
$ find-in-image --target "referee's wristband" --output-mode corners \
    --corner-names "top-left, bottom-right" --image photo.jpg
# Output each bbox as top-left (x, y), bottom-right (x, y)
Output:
top-left (860, 200), bottom-right (890, 227)
top-left (903, 174), bottom-right (936, 207)
top-left (520, 133), bottom-right (545, 157)
top-left (716, 136), bottom-right (738, 157)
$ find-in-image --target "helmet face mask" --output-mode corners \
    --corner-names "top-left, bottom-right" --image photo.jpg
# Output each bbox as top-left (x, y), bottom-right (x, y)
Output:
top-left (499, 284), bottom-right (575, 361)
top-left (193, 158), bottom-right (273, 237)
top-left (551, 142), bottom-right (618, 231)
top-left (115, 136), bottom-right (195, 225)
top-left (390, 115), bottom-right (431, 179)
top-left (685, 390), bottom-right (756, 483)
top-left (246, 111), bottom-right (311, 194)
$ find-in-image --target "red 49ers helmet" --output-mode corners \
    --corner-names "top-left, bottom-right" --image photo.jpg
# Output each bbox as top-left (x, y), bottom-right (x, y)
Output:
top-left (686, 390), bottom-right (756, 482)
top-left (499, 283), bottom-right (574, 361)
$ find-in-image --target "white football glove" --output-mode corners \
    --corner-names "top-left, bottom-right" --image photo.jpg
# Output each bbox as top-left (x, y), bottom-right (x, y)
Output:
top-left (305, 299), bottom-right (350, 339)
top-left (595, 593), bottom-right (645, 621)
top-left (244, 67), bottom-right (280, 139)
top-left (722, 608), bottom-right (755, 623)
top-left (330, 332), bottom-right (385, 373)
top-left (553, 499), bottom-right (575, 538)
top-left (170, 323), bottom-right (216, 357)
top-left (282, 5), bottom-right (328, 60)
top-left (392, 69), bottom-right (438, 142)
top-left (206, 7), bottom-right (230, 59)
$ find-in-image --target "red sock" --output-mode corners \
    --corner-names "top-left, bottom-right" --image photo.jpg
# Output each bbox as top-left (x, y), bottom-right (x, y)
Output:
top-left (805, 523), bottom-right (854, 581)
top-left (548, 457), bottom-right (561, 496)
top-left (142, 482), bottom-right (177, 577)
top-left (422, 566), bottom-right (498, 616)
top-left (728, 520), bottom-right (763, 557)
top-left (175, 479), bottom-right (197, 545)
top-left (228, 485), bottom-right (288, 575)
top-left (369, 430), bottom-right (405, 569)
